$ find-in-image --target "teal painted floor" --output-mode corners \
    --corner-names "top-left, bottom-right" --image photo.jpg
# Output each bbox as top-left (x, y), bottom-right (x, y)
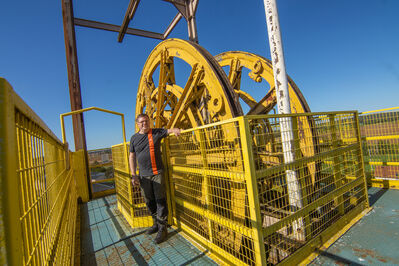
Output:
top-left (80, 195), bottom-right (217, 265)
top-left (81, 188), bottom-right (399, 265)
top-left (310, 187), bottom-right (399, 265)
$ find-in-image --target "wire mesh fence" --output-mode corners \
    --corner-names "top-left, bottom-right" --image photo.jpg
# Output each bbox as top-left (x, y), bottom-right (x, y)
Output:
top-left (1, 78), bottom-right (78, 265)
top-left (166, 112), bottom-right (369, 265)
top-left (251, 113), bottom-right (368, 264)
top-left (360, 107), bottom-right (399, 186)
top-left (111, 143), bottom-right (152, 228)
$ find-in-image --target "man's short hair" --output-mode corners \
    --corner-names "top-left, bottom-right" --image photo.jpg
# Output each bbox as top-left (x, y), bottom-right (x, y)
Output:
top-left (136, 113), bottom-right (149, 122)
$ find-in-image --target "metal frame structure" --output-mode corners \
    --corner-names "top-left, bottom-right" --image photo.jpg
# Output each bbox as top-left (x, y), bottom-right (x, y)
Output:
top-left (60, 107), bottom-right (129, 199)
top-left (61, 0), bottom-right (199, 198)
top-left (111, 109), bottom-right (370, 265)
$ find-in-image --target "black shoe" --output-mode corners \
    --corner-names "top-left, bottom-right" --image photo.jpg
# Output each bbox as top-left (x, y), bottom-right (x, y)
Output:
top-left (146, 223), bottom-right (158, 235)
top-left (154, 226), bottom-right (168, 244)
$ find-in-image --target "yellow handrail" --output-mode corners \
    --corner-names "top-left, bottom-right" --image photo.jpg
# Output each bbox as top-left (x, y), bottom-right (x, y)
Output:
top-left (60, 106), bottom-right (129, 175)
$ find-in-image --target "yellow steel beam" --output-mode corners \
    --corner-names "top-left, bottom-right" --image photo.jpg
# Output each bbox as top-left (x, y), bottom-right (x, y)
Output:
top-left (366, 161), bottom-right (399, 166)
top-left (238, 116), bottom-right (267, 265)
top-left (364, 135), bottom-right (399, 141)
top-left (360, 106), bottom-right (399, 114)
top-left (171, 165), bottom-right (245, 181)
top-left (0, 78), bottom-right (24, 265)
top-left (355, 112), bottom-right (371, 208)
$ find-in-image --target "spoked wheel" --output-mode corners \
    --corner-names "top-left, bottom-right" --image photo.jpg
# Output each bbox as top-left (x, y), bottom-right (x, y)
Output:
top-left (215, 51), bottom-right (310, 115)
top-left (136, 38), bottom-right (242, 130)
top-left (216, 51), bottom-right (317, 185)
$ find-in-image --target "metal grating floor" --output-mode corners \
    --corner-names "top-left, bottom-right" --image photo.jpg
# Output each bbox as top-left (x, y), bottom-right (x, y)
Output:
top-left (310, 187), bottom-right (399, 265)
top-left (80, 195), bottom-right (217, 265)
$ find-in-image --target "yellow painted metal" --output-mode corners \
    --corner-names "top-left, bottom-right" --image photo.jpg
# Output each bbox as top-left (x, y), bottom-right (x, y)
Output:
top-left (238, 116), bottom-right (267, 265)
top-left (280, 205), bottom-right (371, 266)
top-left (215, 51), bottom-right (310, 115)
top-left (299, 206), bottom-right (372, 265)
top-left (135, 38), bottom-right (242, 130)
top-left (360, 107), bottom-right (399, 188)
top-left (0, 78), bottom-right (78, 265)
top-left (71, 150), bottom-right (89, 202)
top-left (1, 78), bottom-right (23, 265)
top-left (111, 142), bottom-right (152, 228)
top-left (215, 51), bottom-right (317, 185)
top-left (329, 114), bottom-right (345, 215)
top-left (161, 111), bottom-right (368, 265)
top-left (60, 106), bottom-right (128, 198)
top-left (355, 112), bottom-right (371, 207)
top-left (126, 41), bottom-right (370, 264)
top-left (251, 112), bottom-right (368, 264)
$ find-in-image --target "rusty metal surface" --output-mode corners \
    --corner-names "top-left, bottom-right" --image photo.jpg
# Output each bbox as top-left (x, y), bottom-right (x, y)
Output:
top-left (310, 187), bottom-right (399, 265)
top-left (118, 0), bottom-right (141, 42)
top-left (61, 0), bottom-right (91, 198)
top-left (80, 195), bottom-right (217, 265)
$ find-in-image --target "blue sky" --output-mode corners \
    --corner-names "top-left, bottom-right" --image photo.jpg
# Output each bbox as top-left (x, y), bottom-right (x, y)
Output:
top-left (1, 0), bottom-right (399, 150)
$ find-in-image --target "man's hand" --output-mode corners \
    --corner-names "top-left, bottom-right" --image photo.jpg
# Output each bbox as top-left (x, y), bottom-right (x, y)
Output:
top-left (168, 128), bottom-right (182, 137)
top-left (131, 175), bottom-right (140, 186)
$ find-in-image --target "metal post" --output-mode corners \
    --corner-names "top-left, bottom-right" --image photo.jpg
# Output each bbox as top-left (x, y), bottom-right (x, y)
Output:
top-left (186, 0), bottom-right (199, 43)
top-left (263, 0), bottom-right (305, 240)
top-left (61, 0), bottom-right (92, 197)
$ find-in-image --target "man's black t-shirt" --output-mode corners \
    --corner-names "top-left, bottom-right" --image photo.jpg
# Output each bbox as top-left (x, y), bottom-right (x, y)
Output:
top-left (129, 128), bottom-right (168, 176)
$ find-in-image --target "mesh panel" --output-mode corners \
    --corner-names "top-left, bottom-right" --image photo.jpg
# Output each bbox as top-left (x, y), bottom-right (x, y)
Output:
top-left (166, 113), bottom-right (368, 265)
top-left (15, 110), bottom-right (77, 265)
top-left (111, 143), bottom-right (151, 228)
top-left (360, 108), bottom-right (399, 181)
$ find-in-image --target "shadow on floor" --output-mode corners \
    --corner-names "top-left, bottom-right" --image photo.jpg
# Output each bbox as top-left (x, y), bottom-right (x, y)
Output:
top-left (313, 249), bottom-right (364, 266)
top-left (368, 187), bottom-right (387, 206)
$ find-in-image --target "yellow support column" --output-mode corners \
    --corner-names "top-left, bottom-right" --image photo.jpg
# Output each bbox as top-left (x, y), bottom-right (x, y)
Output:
top-left (198, 128), bottom-right (214, 244)
top-left (329, 114), bottom-right (345, 215)
top-left (0, 78), bottom-right (23, 265)
top-left (72, 150), bottom-right (89, 203)
top-left (354, 112), bottom-right (370, 208)
top-left (238, 116), bottom-right (267, 265)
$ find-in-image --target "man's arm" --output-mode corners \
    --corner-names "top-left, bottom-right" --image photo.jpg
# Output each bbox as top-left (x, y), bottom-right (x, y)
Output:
top-left (167, 128), bottom-right (182, 136)
top-left (129, 152), bottom-right (139, 185)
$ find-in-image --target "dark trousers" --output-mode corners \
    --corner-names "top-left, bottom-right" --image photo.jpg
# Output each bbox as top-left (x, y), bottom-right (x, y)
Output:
top-left (139, 173), bottom-right (168, 225)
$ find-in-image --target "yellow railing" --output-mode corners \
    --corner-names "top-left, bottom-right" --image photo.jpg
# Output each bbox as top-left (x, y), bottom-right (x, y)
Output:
top-left (60, 107), bottom-right (129, 199)
top-left (360, 107), bottom-right (399, 188)
top-left (111, 142), bottom-right (153, 228)
top-left (164, 112), bottom-right (369, 265)
top-left (0, 78), bottom-right (79, 265)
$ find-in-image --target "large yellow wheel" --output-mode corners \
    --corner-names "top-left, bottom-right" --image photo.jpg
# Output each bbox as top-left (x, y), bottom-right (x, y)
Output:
top-left (136, 39), bottom-right (242, 130)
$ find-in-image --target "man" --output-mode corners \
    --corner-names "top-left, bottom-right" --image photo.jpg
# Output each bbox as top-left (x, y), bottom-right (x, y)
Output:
top-left (129, 113), bottom-right (181, 244)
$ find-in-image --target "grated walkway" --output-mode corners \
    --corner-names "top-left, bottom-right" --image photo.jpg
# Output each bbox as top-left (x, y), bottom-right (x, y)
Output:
top-left (80, 195), bottom-right (217, 265)
top-left (310, 187), bottom-right (399, 265)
